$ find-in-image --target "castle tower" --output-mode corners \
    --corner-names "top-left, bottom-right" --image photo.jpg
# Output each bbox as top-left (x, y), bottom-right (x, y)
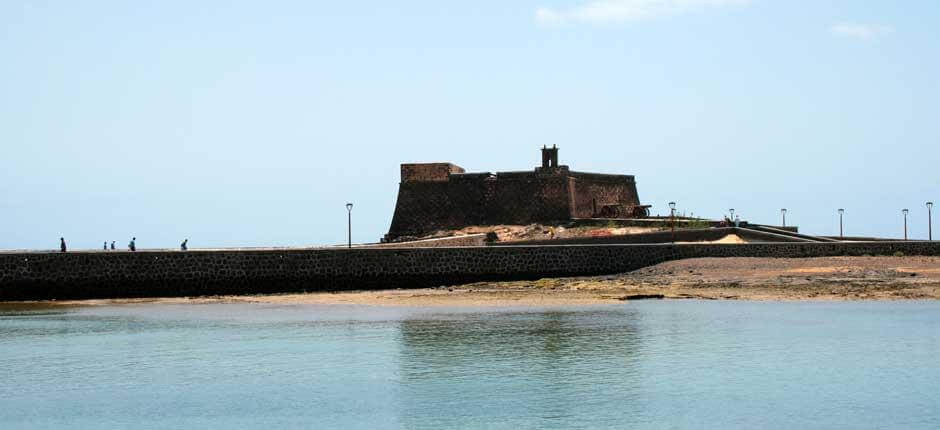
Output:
top-left (541, 145), bottom-right (559, 168)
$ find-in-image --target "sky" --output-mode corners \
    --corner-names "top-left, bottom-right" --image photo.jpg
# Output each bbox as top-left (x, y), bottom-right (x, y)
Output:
top-left (1, 0), bottom-right (938, 250)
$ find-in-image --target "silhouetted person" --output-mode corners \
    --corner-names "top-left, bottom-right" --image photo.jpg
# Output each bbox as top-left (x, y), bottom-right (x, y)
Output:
top-left (60, 237), bottom-right (66, 253)
top-left (110, 241), bottom-right (115, 250)
top-left (180, 239), bottom-right (188, 251)
top-left (103, 242), bottom-right (107, 250)
top-left (128, 237), bottom-right (136, 252)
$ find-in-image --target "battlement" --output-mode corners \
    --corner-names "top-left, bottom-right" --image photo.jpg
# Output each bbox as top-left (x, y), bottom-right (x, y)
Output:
top-left (400, 163), bottom-right (465, 183)
top-left (569, 171), bottom-right (635, 182)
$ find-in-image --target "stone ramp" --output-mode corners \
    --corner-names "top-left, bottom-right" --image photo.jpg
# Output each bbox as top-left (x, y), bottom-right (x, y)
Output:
top-left (744, 225), bottom-right (838, 242)
top-left (488, 227), bottom-right (811, 246)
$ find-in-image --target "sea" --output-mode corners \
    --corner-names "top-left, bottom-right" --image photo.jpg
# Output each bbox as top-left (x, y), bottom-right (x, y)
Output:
top-left (1, 300), bottom-right (938, 429)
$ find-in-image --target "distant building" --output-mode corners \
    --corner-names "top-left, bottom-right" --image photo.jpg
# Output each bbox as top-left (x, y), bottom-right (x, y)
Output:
top-left (385, 146), bottom-right (644, 240)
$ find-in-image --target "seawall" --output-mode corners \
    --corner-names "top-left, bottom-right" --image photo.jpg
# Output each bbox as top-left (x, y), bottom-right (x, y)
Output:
top-left (2, 242), bottom-right (939, 301)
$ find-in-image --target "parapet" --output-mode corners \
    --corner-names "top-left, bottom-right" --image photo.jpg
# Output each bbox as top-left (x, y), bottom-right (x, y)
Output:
top-left (568, 171), bottom-right (635, 182)
top-left (400, 163), bottom-right (465, 183)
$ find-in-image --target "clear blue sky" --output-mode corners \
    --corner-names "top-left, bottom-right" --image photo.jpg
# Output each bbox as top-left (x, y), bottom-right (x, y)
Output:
top-left (2, 0), bottom-right (937, 250)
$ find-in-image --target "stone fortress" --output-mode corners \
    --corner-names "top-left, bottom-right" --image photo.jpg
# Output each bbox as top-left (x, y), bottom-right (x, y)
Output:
top-left (2, 143), bottom-right (938, 301)
top-left (386, 146), bottom-right (645, 241)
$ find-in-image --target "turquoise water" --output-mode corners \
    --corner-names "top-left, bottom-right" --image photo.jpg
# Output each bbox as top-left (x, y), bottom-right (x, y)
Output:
top-left (1, 301), bottom-right (938, 429)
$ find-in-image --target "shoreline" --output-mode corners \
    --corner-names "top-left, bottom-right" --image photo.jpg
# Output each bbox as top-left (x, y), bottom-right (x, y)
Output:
top-left (5, 256), bottom-right (938, 307)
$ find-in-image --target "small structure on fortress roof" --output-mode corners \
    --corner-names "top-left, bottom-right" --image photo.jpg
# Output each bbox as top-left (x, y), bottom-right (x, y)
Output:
top-left (385, 146), bottom-right (649, 241)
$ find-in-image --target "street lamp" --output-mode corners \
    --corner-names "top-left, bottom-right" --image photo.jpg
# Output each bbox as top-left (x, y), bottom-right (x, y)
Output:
top-left (668, 202), bottom-right (676, 243)
top-left (928, 202), bottom-right (934, 241)
top-left (838, 208), bottom-right (844, 238)
top-left (781, 208), bottom-right (787, 227)
top-left (345, 202), bottom-right (353, 248)
top-left (902, 209), bottom-right (909, 240)
top-left (729, 208), bottom-right (734, 220)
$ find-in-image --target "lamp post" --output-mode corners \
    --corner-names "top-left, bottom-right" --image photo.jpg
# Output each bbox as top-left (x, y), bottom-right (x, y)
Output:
top-left (928, 202), bottom-right (934, 241)
top-left (345, 203), bottom-right (353, 248)
top-left (669, 201), bottom-right (676, 243)
top-left (729, 208), bottom-right (734, 221)
top-left (838, 208), bottom-right (844, 238)
top-left (781, 208), bottom-right (787, 227)
top-left (902, 209), bottom-right (909, 240)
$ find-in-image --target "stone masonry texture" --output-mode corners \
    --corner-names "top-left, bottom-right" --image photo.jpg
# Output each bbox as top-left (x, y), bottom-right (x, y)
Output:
top-left (386, 148), bottom-right (641, 240)
top-left (2, 241), bottom-right (940, 301)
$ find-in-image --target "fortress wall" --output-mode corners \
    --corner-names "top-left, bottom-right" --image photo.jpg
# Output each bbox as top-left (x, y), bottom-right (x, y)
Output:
top-left (569, 173), bottom-right (641, 218)
top-left (488, 174), bottom-right (571, 225)
top-left (387, 171), bottom-right (576, 239)
top-left (387, 181), bottom-right (467, 238)
top-left (447, 174), bottom-right (492, 227)
top-left (2, 242), bottom-right (940, 301)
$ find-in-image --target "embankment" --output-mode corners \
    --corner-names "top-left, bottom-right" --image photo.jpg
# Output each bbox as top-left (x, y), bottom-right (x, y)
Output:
top-left (1, 242), bottom-right (938, 301)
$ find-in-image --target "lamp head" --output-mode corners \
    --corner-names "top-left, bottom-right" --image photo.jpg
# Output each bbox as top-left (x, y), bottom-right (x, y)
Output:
top-left (928, 202), bottom-right (934, 210)
top-left (903, 209), bottom-right (909, 215)
top-left (781, 208), bottom-right (787, 214)
top-left (838, 208), bottom-right (844, 214)
top-left (668, 201), bottom-right (676, 210)
top-left (346, 202), bottom-right (353, 212)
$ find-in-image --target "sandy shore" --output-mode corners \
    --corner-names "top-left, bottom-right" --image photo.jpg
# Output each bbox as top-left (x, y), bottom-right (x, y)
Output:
top-left (31, 256), bottom-right (939, 307)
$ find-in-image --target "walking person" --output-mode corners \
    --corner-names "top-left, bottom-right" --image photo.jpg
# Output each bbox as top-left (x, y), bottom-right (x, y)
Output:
top-left (180, 239), bottom-right (188, 251)
top-left (103, 242), bottom-right (107, 250)
top-left (128, 237), bottom-right (136, 252)
top-left (60, 237), bottom-right (67, 253)
top-left (110, 241), bottom-right (115, 250)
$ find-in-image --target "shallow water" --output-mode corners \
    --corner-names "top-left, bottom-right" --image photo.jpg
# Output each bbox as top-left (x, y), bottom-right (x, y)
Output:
top-left (1, 301), bottom-right (938, 429)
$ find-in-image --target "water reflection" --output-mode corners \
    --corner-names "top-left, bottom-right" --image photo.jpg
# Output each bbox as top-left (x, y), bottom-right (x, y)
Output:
top-left (1, 302), bottom-right (938, 429)
top-left (395, 309), bottom-right (644, 428)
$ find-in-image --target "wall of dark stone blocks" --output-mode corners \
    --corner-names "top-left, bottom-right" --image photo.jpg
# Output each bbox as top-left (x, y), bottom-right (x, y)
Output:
top-left (570, 175), bottom-right (640, 218)
top-left (1, 241), bottom-right (939, 301)
top-left (387, 175), bottom-right (574, 239)
top-left (387, 170), bottom-right (641, 240)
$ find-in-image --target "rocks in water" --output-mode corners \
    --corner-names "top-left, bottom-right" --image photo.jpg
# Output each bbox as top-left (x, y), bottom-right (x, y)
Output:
top-left (617, 294), bottom-right (665, 301)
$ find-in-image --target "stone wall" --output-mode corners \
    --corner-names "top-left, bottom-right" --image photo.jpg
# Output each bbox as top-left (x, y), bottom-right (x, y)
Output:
top-left (2, 241), bottom-right (940, 301)
top-left (486, 173), bottom-right (571, 225)
top-left (386, 180), bottom-right (470, 238)
top-left (569, 171), bottom-right (641, 218)
top-left (386, 171), bottom-right (576, 239)
top-left (400, 163), bottom-right (465, 183)
top-left (387, 168), bottom-right (640, 240)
